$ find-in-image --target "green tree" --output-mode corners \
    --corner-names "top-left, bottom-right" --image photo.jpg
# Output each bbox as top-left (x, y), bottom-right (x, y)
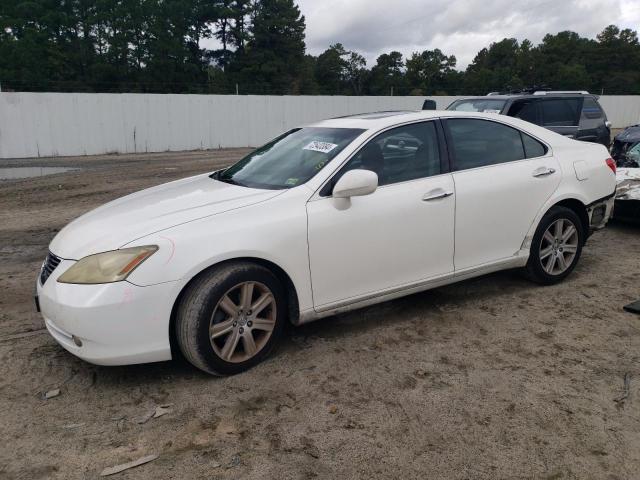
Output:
top-left (464, 38), bottom-right (527, 93)
top-left (2, 4), bottom-right (640, 96)
top-left (369, 51), bottom-right (405, 95)
top-left (589, 25), bottom-right (640, 94)
top-left (406, 48), bottom-right (456, 94)
top-left (315, 43), bottom-right (348, 94)
top-left (344, 51), bottom-right (367, 95)
top-left (229, 0), bottom-right (305, 94)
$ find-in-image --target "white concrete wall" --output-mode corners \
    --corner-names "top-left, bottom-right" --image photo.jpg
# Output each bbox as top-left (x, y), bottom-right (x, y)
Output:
top-left (1, 93), bottom-right (639, 159)
top-left (598, 96), bottom-right (640, 130)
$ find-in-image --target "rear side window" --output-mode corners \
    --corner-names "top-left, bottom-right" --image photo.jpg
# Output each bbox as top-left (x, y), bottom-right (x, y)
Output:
top-left (541, 98), bottom-right (581, 126)
top-left (446, 119), bottom-right (547, 170)
top-left (521, 133), bottom-right (547, 158)
top-left (582, 97), bottom-right (603, 119)
top-left (446, 119), bottom-right (525, 170)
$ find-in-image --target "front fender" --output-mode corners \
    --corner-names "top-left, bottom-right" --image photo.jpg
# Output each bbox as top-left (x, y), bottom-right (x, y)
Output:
top-left (123, 190), bottom-right (313, 312)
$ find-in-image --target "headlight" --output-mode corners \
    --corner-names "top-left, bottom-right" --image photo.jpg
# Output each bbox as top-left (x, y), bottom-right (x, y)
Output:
top-left (57, 246), bottom-right (158, 284)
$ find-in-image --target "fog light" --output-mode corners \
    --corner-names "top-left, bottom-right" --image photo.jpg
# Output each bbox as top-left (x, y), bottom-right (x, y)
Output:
top-left (72, 335), bottom-right (83, 347)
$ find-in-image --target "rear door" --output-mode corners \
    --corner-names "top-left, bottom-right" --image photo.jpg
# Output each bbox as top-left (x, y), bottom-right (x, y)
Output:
top-left (443, 118), bottom-right (561, 270)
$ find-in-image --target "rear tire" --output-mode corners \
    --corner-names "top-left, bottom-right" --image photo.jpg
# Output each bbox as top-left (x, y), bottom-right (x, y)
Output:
top-left (175, 262), bottom-right (286, 375)
top-left (525, 206), bottom-right (584, 285)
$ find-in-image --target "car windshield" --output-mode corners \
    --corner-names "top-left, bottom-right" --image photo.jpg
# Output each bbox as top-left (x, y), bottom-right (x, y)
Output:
top-left (447, 99), bottom-right (507, 113)
top-left (215, 127), bottom-right (365, 189)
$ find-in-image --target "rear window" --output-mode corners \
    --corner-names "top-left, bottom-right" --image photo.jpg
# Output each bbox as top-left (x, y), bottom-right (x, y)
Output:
top-left (582, 97), bottom-right (604, 119)
top-left (446, 99), bottom-right (506, 114)
top-left (541, 98), bottom-right (581, 127)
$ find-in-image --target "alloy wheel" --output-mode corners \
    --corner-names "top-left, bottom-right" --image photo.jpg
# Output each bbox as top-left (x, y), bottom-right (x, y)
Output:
top-left (209, 281), bottom-right (277, 363)
top-left (539, 218), bottom-right (579, 275)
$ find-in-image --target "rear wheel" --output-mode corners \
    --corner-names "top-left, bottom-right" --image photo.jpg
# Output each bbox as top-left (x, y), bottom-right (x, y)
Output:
top-left (526, 206), bottom-right (584, 285)
top-left (175, 262), bottom-right (286, 375)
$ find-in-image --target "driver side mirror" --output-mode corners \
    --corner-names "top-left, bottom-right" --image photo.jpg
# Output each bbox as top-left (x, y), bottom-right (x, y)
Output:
top-left (332, 169), bottom-right (378, 198)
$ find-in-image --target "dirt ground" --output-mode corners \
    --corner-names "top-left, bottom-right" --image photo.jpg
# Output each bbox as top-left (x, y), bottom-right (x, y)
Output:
top-left (1, 149), bottom-right (639, 480)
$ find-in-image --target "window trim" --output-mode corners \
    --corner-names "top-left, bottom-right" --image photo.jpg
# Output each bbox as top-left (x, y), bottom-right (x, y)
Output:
top-left (441, 117), bottom-right (551, 173)
top-left (317, 118), bottom-right (451, 198)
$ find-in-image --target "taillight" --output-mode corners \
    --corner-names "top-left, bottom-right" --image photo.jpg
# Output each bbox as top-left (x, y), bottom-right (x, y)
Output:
top-left (606, 158), bottom-right (616, 174)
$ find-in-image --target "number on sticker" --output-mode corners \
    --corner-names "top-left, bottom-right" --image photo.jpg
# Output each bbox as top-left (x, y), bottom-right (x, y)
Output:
top-left (303, 141), bottom-right (338, 154)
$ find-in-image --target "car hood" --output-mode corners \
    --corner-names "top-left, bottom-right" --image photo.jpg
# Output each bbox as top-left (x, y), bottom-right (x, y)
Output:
top-left (616, 168), bottom-right (640, 201)
top-left (50, 173), bottom-right (283, 259)
top-left (615, 125), bottom-right (640, 143)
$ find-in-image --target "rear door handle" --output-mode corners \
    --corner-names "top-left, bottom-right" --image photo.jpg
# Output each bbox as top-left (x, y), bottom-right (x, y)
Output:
top-left (532, 167), bottom-right (556, 177)
top-left (422, 188), bottom-right (454, 201)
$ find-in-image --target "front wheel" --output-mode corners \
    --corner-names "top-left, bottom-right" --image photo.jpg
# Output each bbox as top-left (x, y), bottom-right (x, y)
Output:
top-left (175, 262), bottom-right (286, 375)
top-left (525, 206), bottom-right (584, 285)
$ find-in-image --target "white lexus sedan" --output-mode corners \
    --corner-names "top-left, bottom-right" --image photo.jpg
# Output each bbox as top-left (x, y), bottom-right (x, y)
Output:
top-left (36, 111), bottom-right (616, 375)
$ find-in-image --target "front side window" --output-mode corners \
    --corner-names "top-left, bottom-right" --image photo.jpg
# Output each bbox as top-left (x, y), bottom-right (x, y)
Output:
top-left (217, 127), bottom-right (364, 189)
top-left (541, 98), bottom-right (581, 126)
top-left (324, 121), bottom-right (441, 194)
top-left (447, 119), bottom-right (546, 170)
top-left (447, 99), bottom-right (506, 114)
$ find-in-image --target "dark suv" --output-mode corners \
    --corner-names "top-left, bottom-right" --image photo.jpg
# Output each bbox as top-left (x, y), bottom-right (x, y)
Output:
top-left (445, 92), bottom-right (611, 147)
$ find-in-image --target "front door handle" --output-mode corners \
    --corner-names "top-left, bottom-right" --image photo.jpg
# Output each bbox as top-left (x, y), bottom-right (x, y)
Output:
top-left (532, 167), bottom-right (556, 177)
top-left (422, 188), bottom-right (454, 201)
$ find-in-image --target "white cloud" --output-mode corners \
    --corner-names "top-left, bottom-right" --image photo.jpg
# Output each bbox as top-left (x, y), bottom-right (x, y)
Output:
top-left (296, 0), bottom-right (639, 68)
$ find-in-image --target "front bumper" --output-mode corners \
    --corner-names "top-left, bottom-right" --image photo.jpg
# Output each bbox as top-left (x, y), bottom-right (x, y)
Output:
top-left (36, 258), bottom-right (179, 366)
top-left (614, 198), bottom-right (640, 223)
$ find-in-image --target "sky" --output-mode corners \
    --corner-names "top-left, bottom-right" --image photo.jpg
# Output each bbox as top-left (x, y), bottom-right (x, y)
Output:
top-left (201, 0), bottom-right (640, 69)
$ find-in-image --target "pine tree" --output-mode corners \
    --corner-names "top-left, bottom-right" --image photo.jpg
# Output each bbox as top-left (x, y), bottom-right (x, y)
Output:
top-left (231, 0), bottom-right (305, 94)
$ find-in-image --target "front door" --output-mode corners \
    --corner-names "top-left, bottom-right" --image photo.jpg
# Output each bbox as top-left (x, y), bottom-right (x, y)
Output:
top-left (306, 120), bottom-right (455, 309)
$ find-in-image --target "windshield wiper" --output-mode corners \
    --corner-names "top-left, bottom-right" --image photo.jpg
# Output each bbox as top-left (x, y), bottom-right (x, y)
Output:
top-left (211, 170), bottom-right (246, 187)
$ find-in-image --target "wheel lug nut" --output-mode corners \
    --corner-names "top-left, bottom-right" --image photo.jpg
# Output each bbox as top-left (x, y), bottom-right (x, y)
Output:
top-left (239, 327), bottom-right (244, 334)
top-left (247, 320), bottom-right (253, 327)
top-left (233, 321), bottom-right (237, 327)
top-left (247, 310), bottom-right (252, 315)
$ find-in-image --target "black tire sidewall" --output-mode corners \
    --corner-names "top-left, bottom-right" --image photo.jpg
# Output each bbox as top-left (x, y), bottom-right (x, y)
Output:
top-left (527, 207), bottom-right (584, 285)
top-left (180, 263), bottom-right (286, 375)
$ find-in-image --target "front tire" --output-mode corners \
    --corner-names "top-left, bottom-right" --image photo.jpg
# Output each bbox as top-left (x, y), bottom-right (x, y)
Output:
top-left (525, 206), bottom-right (584, 285)
top-left (175, 262), bottom-right (286, 375)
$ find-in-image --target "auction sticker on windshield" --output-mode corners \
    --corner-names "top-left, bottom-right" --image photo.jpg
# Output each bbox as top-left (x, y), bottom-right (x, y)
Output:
top-left (304, 141), bottom-right (338, 154)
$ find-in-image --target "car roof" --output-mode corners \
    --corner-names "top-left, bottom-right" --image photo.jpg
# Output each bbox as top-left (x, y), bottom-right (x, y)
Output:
top-left (309, 109), bottom-right (509, 129)
top-left (452, 93), bottom-right (598, 101)
top-left (307, 110), bottom-right (574, 146)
